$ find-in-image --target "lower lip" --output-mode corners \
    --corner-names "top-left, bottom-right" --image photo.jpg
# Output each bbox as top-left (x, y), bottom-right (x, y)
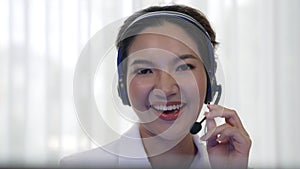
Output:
top-left (153, 108), bottom-right (181, 121)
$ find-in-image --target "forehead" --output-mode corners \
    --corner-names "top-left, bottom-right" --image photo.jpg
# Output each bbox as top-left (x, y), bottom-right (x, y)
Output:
top-left (128, 22), bottom-right (200, 57)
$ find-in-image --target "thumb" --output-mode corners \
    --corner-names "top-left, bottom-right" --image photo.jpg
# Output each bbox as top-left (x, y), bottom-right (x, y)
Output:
top-left (200, 112), bottom-right (216, 141)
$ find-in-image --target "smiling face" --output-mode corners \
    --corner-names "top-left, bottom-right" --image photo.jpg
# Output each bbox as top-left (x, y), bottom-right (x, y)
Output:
top-left (126, 22), bottom-right (207, 140)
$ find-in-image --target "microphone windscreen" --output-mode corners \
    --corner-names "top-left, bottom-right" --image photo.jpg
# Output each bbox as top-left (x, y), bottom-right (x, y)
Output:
top-left (190, 122), bottom-right (202, 135)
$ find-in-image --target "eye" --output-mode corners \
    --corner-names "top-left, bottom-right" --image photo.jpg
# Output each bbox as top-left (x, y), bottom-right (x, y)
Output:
top-left (176, 64), bottom-right (195, 71)
top-left (136, 68), bottom-right (153, 74)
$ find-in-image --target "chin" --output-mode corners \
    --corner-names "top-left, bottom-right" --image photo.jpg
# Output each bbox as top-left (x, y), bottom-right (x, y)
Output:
top-left (143, 118), bottom-right (192, 141)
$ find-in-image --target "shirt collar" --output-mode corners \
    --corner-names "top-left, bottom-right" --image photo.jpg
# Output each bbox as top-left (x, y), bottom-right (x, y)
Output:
top-left (118, 124), bottom-right (211, 168)
top-left (190, 134), bottom-right (211, 168)
top-left (118, 124), bottom-right (152, 168)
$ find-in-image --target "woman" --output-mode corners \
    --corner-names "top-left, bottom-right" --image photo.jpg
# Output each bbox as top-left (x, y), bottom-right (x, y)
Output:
top-left (61, 4), bottom-right (251, 169)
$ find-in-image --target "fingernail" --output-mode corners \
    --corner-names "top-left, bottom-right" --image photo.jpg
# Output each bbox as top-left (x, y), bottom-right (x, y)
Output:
top-left (216, 134), bottom-right (224, 143)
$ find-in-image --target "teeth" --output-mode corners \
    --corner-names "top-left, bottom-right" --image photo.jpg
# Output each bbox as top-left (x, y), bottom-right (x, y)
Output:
top-left (152, 104), bottom-right (183, 111)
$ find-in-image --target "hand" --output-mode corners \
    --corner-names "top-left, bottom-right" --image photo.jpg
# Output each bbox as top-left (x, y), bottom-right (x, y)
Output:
top-left (200, 105), bottom-right (251, 169)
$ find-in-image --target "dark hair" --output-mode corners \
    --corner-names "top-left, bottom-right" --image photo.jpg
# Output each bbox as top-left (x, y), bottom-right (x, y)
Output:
top-left (116, 5), bottom-right (218, 56)
top-left (116, 5), bottom-right (219, 105)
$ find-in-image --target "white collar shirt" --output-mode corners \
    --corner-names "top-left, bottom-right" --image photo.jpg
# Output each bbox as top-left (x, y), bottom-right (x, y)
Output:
top-left (60, 124), bottom-right (211, 168)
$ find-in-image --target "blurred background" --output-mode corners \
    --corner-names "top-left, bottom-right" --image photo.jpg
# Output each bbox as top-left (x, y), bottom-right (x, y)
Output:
top-left (0, 0), bottom-right (299, 168)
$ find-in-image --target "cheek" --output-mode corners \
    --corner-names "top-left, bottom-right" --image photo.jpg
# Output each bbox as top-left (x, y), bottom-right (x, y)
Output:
top-left (127, 77), bottom-right (152, 111)
top-left (180, 75), bottom-right (206, 102)
top-left (194, 68), bottom-right (208, 103)
top-left (196, 76), bottom-right (207, 102)
top-left (180, 74), bottom-right (207, 121)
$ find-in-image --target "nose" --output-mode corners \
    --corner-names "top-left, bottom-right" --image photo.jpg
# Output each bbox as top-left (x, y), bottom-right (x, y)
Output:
top-left (154, 71), bottom-right (179, 98)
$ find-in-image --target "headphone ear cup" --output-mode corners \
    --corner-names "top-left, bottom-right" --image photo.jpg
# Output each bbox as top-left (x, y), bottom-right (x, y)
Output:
top-left (205, 74), bottom-right (220, 104)
top-left (117, 47), bottom-right (130, 106)
top-left (118, 78), bottom-right (131, 106)
top-left (204, 70), bottom-right (213, 104)
top-left (204, 86), bottom-right (211, 104)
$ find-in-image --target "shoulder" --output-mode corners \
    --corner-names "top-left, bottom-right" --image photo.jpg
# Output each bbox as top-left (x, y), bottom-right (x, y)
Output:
top-left (59, 124), bottom-right (147, 168)
top-left (60, 140), bottom-right (121, 168)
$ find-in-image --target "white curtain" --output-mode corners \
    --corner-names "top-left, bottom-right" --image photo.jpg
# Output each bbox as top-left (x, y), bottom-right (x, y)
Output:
top-left (0, 0), bottom-right (299, 168)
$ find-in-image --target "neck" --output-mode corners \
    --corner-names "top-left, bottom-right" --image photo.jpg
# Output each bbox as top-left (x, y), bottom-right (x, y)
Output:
top-left (139, 125), bottom-right (197, 168)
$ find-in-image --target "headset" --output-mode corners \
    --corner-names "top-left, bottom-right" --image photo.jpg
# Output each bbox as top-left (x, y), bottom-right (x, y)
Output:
top-left (117, 11), bottom-right (222, 134)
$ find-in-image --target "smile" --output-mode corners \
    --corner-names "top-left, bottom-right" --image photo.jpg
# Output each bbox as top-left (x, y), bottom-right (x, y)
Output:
top-left (149, 102), bottom-right (185, 121)
top-left (151, 104), bottom-right (183, 111)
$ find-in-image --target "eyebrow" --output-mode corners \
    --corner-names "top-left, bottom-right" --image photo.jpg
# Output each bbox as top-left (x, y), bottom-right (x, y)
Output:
top-left (129, 54), bottom-right (198, 66)
top-left (129, 59), bottom-right (155, 66)
top-left (174, 54), bottom-right (198, 64)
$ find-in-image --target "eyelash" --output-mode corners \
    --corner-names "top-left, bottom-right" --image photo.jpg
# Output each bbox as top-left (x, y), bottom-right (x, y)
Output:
top-left (136, 68), bottom-right (153, 75)
top-left (176, 64), bottom-right (195, 71)
top-left (134, 64), bottom-right (195, 75)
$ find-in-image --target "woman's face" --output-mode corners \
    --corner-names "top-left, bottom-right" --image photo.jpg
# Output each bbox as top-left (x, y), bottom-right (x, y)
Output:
top-left (126, 22), bottom-right (207, 140)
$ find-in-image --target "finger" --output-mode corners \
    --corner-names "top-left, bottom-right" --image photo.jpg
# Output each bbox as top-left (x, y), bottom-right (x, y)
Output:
top-left (217, 127), bottom-right (252, 154)
top-left (201, 123), bottom-right (230, 141)
top-left (206, 104), bottom-right (245, 130)
top-left (204, 123), bottom-right (231, 148)
top-left (200, 115), bottom-right (216, 141)
top-left (216, 132), bottom-right (230, 143)
top-left (203, 123), bottom-right (250, 149)
top-left (206, 112), bottom-right (217, 130)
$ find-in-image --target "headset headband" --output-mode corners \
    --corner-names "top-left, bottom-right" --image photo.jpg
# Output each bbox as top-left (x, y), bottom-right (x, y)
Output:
top-left (118, 11), bottom-right (215, 75)
top-left (117, 11), bottom-right (221, 105)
